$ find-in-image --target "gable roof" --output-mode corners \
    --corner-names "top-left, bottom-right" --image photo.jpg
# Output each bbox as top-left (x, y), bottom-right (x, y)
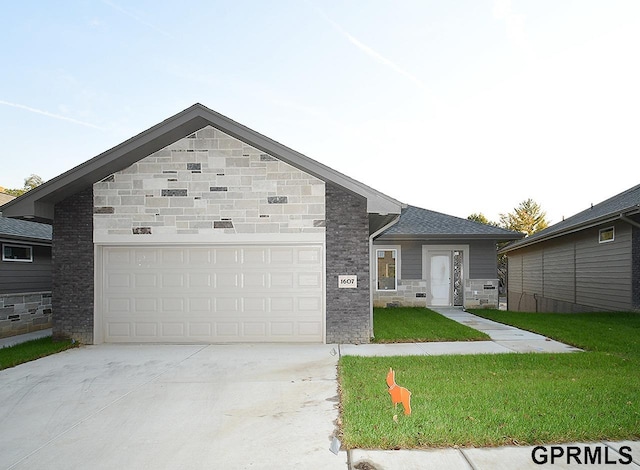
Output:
top-left (376, 205), bottom-right (524, 241)
top-left (500, 183), bottom-right (640, 253)
top-left (0, 217), bottom-right (52, 244)
top-left (1, 103), bottom-right (403, 221)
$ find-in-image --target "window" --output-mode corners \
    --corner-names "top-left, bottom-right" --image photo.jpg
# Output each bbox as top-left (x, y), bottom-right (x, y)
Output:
top-left (2, 244), bottom-right (33, 262)
top-left (599, 226), bottom-right (614, 243)
top-left (376, 249), bottom-right (397, 290)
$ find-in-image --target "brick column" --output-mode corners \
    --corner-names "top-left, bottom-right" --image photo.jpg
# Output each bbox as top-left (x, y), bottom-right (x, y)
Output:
top-left (325, 184), bottom-right (370, 343)
top-left (52, 187), bottom-right (94, 343)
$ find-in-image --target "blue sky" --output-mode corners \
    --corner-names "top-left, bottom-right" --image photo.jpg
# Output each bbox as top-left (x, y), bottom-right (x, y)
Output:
top-left (1, 0), bottom-right (639, 224)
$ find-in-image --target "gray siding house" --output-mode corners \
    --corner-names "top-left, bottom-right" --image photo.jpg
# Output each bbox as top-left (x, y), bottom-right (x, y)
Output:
top-left (500, 184), bottom-right (640, 313)
top-left (0, 217), bottom-right (53, 338)
top-left (2, 104), bottom-right (521, 344)
top-left (373, 206), bottom-right (523, 309)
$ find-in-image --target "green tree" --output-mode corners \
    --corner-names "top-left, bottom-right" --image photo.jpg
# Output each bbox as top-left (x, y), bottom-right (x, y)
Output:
top-left (467, 213), bottom-right (498, 226)
top-left (499, 198), bottom-right (548, 236)
top-left (1, 174), bottom-right (44, 197)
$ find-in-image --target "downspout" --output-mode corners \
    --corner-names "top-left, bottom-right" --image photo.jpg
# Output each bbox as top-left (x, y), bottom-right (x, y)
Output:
top-left (369, 215), bottom-right (401, 340)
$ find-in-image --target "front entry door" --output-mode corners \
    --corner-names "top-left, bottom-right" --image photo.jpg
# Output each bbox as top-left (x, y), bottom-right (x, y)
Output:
top-left (429, 250), bottom-right (464, 307)
top-left (430, 252), bottom-right (451, 306)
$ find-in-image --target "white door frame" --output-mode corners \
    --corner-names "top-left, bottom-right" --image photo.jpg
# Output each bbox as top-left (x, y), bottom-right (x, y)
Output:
top-left (422, 245), bottom-right (469, 307)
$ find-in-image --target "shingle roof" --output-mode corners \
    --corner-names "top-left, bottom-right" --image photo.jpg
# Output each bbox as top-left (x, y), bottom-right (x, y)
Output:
top-left (501, 183), bottom-right (640, 252)
top-left (0, 217), bottom-right (52, 242)
top-left (378, 205), bottom-right (523, 240)
top-left (0, 192), bottom-right (16, 206)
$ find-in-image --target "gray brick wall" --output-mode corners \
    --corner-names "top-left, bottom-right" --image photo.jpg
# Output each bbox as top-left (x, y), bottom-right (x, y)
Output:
top-left (53, 187), bottom-right (94, 343)
top-left (325, 184), bottom-right (370, 343)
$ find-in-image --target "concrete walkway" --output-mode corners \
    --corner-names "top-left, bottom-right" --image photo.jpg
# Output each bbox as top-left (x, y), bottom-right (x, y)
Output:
top-left (0, 328), bottom-right (52, 348)
top-left (341, 307), bottom-right (582, 357)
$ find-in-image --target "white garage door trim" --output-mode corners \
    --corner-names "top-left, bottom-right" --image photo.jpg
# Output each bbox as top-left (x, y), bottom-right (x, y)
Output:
top-left (94, 243), bottom-right (325, 344)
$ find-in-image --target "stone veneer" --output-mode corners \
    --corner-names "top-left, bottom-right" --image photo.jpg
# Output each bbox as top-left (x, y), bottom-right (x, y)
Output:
top-left (373, 280), bottom-right (428, 308)
top-left (0, 291), bottom-right (52, 339)
top-left (373, 278), bottom-right (500, 309)
top-left (325, 184), bottom-right (370, 344)
top-left (93, 126), bottom-right (325, 240)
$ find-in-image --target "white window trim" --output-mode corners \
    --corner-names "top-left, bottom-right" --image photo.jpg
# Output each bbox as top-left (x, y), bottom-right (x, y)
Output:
top-left (375, 245), bottom-right (400, 291)
top-left (2, 243), bottom-right (34, 262)
top-left (599, 226), bottom-right (615, 244)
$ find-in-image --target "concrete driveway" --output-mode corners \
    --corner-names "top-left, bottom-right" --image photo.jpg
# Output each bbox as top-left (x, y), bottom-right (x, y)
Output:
top-left (0, 344), bottom-right (346, 470)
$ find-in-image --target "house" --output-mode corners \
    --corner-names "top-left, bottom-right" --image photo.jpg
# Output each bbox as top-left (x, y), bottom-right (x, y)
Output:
top-left (0, 191), bottom-right (16, 206)
top-left (0, 216), bottom-right (53, 338)
top-left (500, 184), bottom-right (640, 313)
top-left (373, 205), bottom-right (523, 309)
top-left (2, 104), bottom-right (521, 345)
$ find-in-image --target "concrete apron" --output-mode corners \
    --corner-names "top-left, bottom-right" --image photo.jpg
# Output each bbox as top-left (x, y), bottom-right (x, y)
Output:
top-left (0, 344), bottom-right (346, 470)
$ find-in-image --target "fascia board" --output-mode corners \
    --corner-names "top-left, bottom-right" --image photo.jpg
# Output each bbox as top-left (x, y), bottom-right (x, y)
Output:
top-left (2, 103), bottom-right (402, 219)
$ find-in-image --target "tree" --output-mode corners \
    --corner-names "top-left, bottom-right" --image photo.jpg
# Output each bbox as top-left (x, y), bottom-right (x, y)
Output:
top-left (467, 213), bottom-right (498, 226)
top-left (1, 174), bottom-right (44, 197)
top-left (499, 198), bottom-right (548, 236)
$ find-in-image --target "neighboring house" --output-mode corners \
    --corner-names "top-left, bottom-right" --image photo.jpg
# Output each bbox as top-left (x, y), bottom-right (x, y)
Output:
top-left (0, 192), bottom-right (16, 206)
top-left (373, 205), bottom-right (523, 309)
top-left (500, 184), bottom-right (640, 313)
top-left (2, 104), bottom-right (521, 345)
top-left (0, 216), bottom-right (53, 338)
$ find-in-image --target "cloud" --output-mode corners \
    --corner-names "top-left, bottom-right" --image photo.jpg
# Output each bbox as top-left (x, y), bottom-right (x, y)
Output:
top-left (0, 100), bottom-right (105, 130)
top-left (101, 0), bottom-right (173, 38)
top-left (310, 3), bottom-right (427, 89)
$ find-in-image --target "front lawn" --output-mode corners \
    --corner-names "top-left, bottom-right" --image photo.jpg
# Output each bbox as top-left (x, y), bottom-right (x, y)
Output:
top-left (0, 337), bottom-right (78, 370)
top-left (372, 307), bottom-right (489, 342)
top-left (339, 311), bottom-right (640, 448)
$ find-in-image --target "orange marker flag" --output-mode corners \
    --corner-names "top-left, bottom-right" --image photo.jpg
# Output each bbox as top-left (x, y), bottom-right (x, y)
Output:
top-left (386, 368), bottom-right (412, 416)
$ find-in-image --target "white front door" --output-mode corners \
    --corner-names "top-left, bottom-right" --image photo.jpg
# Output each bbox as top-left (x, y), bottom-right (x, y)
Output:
top-left (430, 251), bottom-right (451, 306)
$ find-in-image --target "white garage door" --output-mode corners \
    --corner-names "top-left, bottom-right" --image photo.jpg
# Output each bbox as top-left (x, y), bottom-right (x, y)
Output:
top-left (100, 245), bottom-right (324, 343)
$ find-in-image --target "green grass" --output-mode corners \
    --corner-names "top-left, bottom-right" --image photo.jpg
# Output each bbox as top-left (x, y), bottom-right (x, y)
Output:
top-left (0, 337), bottom-right (78, 370)
top-left (339, 311), bottom-right (640, 449)
top-left (372, 307), bottom-right (489, 342)
top-left (468, 309), bottom-right (640, 358)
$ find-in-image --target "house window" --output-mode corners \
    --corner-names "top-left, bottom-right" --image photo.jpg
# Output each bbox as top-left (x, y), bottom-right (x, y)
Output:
top-left (2, 244), bottom-right (33, 262)
top-left (376, 249), bottom-right (397, 291)
top-left (599, 226), bottom-right (614, 243)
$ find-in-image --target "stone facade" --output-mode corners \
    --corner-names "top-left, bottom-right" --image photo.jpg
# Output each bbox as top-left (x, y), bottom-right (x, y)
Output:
top-left (0, 291), bottom-right (52, 339)
top-left (93, 126), bottom-right (325, 241)
top-left (53, 187), bottom-right (94, 344)
top-left (463, 279), bottom-right (499, 309)
top-left (373, 280), bottom-right (428, 307)
top-left (325, 184), bottom-right (371, 344)
top-left (373, 278), bottom-right (499, 309)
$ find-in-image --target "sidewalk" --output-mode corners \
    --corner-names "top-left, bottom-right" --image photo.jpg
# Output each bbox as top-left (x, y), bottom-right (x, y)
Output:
top-left (341, 308), bottom-right (640, 469)
top-left (341, 307), bottom-right (581, 357)
top-left (0, 328), bottom-right (52, 348)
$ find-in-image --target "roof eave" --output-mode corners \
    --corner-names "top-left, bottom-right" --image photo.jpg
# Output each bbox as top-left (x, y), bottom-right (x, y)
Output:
top-left (2, 103), bottom-right (402, 221)
top-left (499, 207), bottom-right (640, 254)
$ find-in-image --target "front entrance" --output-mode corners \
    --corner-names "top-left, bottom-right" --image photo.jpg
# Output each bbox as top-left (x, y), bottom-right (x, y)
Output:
top-left (428, 249), bottom-right (464, 307)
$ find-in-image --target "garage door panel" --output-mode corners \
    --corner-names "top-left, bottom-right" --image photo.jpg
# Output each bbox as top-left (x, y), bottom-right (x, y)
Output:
top-left (102, 245), bottom-right (324, 343)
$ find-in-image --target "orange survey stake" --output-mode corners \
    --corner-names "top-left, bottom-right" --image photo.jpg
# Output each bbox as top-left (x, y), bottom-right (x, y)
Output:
top-left (386, 368), bottom-right (412, 416)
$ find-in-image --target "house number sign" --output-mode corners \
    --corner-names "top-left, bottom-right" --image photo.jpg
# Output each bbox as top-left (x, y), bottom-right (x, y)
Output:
top-left (338, 275), bottom-right (358, 288)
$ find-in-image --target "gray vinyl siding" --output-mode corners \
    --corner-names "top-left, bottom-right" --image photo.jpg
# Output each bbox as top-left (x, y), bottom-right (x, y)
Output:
top-left (575, 223), bottom-right (631, 310)
top-left (0, 244), bottom-right (52, 294)
top-left (543, 240), bottom-right (575, 301)
top-left (468, 240), bottom-right (498, 278)
top-left (506, 221), bottom-right (633, 311)
top-left (399, 241), bottom-right (422, 280)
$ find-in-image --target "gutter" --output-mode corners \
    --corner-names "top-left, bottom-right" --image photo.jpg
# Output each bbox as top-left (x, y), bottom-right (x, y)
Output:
top-left (368, 214), bottom-right (401, 340)
top-left (500, 207), bottom-right (640, 254)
